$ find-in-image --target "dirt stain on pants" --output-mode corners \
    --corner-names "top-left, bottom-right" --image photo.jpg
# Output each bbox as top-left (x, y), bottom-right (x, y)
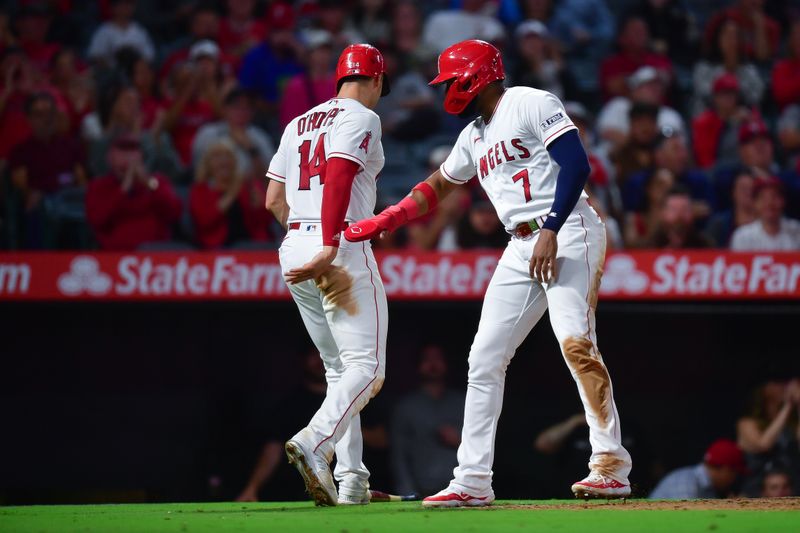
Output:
top-left (562, 336), bottom-right (611, 427)
top-left (316, 266), bottom-right (358, 316)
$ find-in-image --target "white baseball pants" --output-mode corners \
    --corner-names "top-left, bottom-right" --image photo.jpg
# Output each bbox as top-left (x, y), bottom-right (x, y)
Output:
top-left (279, 225), bottom-right (388, 497)
top-left (451, 199), bottom-right (632, 494)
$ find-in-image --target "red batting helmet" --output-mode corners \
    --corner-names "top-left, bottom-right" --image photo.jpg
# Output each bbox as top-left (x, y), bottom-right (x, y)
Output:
top-left (429, 39), bottom-right (505, 115)
top-left (336, 44), bottom-right (390, 96)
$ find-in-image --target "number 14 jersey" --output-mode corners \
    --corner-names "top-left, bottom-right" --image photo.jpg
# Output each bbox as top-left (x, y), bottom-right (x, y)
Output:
top-left (267, 97), bottom-right (384, 225)
top-left (441, 87), bottom-right (584, 232)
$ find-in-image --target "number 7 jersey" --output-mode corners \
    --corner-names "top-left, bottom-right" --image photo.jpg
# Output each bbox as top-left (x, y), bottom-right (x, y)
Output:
top-left (441, 87), bottom-right (585, 232)
top-left (267, 97), bottom-right (384, 224)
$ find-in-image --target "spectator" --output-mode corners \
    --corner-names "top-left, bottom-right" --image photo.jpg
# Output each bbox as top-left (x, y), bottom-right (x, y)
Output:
top-left (84, 83), bottom-right (182, 180)
top-left (0, 48), bottom-right (41, 160)
top-left (8, 92), bottom-right (86, 248)
top-left (704, 0), bottom-right (780, 62)
top-left (158, 4), bottom-right (227, 84)
top-left (549, 0), bottom-right (615, 55)
top-left (373, 47), bottom-right (439, 142)
top-left (0, 8), bottom-right (15, 51)
top-left (189, 141), bottom-right (272, 249)
top-left (646, 185), bottom-right (711, 248)
top-left (348, 0), bottom-right (392, 47)
top-left (14, 2), bottom-right (60, 74)
top-left (705, 170), bottom-right (756, 247)
top-left (649, 439), bottom-right (746, 499)
top-left (48, 48), bottom-right (93, 134)
top-left (86, 135), bottom-right (182, 250)
top-left (312, 0), bottom-right (364, 55)
top-left (736, 118), bottom-right (779, 178)
top-left (87, 0), bottom-right (155, 66)
top-left (736, 377), bottom-right (800, 496)
top-left (772, 19), bottom-right (800, 112)
top-left (456, 188), bottom-right (508, 249)
top-left (120, 51), bottom-right (164, 131)
top-left (512, 20), bottom-right (573, 101)
top-left (278, 30), bottom-right (335, 129)
top-left (217, 0), bottom-right (266, 61)
top-left (623, 133), bottom-right (713, 220)
top-left (162, 40), bottom-right (230, 166)
top-left (692, 16), bottom-right (765, 116)
top-left (391, 0), bottom-right (425, 61)
top-left (611, 102), bottom-right (660, 186)
top-left (625, 0), bottom-right (698, 65)
top-left (692, 74), bottom-right (751, 170)
top-left (624, 168), bottom-right (674, 248)
top-left (597, 66), bottom-right (685, 150)
top-left (422, 0), bottom-right (506, 54)
top-left (406, 146), bottom-right (468, 251)
top-left (730, 178), bottom-right (800, 251)
top-left (238, 2), bottom-right (303, 109)
top-left (760, 469), bottom-right (794, 498)
top-left (598, 16), bottom-right (672, 102)
top-left (520, 0), bottom-right (553, 23)
top-left (391, 345), bottom-right (465, 497)
top-left (193, 88), bottom-right (274, 179)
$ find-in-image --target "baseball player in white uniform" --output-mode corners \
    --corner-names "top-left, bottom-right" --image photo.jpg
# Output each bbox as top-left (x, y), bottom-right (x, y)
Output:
top-left (346, 40), bottom-right (632, 506)
top-left (265, 44), bottom-right (390, 506)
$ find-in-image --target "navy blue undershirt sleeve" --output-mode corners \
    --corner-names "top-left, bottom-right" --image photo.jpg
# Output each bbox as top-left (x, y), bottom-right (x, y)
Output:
top-left (542, 129), bottom-right (591, 233)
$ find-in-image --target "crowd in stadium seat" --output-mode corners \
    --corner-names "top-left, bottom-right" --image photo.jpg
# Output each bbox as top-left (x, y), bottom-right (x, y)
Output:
top-left (1, 0), bottom-right (800, 252)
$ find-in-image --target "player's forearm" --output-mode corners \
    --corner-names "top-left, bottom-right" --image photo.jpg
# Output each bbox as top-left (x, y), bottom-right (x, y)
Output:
top-left (243, 441), bottom-right (283, 492)
top-left (542, 130), bottom-right (590, 233)
top-left (265, 181), bottom-right (289, 228)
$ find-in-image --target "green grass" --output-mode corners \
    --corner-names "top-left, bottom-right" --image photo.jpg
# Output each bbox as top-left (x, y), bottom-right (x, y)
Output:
top-left (0, 501), bottom-right (796, 533)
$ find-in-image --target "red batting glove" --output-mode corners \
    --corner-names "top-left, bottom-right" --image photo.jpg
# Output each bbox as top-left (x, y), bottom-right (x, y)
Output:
top-left (345, 205), bottom-right (408, 242)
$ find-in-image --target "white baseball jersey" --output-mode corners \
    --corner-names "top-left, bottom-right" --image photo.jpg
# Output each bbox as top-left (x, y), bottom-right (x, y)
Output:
top-left (267, 98), bottom-right (384, 224)
top-left (441, 86), bottom-right (586, 231)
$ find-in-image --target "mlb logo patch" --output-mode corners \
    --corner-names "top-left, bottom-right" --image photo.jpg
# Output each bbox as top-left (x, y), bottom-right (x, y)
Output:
top-left (305, 224), bottom-right (318, 232)
top-left (540, 112), bottom-right (565, 131)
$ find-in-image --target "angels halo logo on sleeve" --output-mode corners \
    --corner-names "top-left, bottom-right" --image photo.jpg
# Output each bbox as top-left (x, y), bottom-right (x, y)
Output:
top-left (359, 131), bottom-right (372, 152)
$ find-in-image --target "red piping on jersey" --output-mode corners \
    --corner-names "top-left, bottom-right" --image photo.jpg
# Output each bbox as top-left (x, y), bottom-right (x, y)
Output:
top-left (267, 170), bottom-right (285, 181)
top-left (544, 124), bottom-right (577, 146)
top-left (313, 376), bottom-right (377, 454)
top-left (363, 241), bottom-right (381, 376)
top-left (329, 151), bottom-right (365, 168)
top-left (440, 165), bottom-right (468, 183)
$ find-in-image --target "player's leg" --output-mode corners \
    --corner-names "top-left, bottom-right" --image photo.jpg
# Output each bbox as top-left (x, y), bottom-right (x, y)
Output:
top-left (425, 242), bottom-right (548, 507)
top-left (306, 240), bottom-right (387, 491)
top-left (279, 232), bottom-right (342, 505)
top-left (333, 414), bottom-right (371, 504)
top-left (544, 202), bottom-right (632, 497)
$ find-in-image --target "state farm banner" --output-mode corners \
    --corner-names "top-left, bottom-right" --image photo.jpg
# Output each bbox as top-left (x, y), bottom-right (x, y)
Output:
top-left (0, 250), bottom-right (799, 301)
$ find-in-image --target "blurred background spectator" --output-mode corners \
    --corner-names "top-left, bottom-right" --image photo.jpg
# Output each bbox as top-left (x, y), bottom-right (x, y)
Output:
top-left (736, 377), bottom-right (800, 496)
top-left (730, 178), bottom-right (800, 250)
top-left (760, 468), bottom-right (795, 498)
top-left (189, 140), bottom-right (273, 249)
top-left (705, 170), bottom-right (756, 247)
top-left (278, 30), bottom-right (335, 129)
top-left (647, 185), bottom-right (712, 248)
top-left (422, 0), bottom-right (505, 54)
top-left (391, 345), bottom-right (464, 497)
top-left (649, 439), bottom-right (747, 499)
top-left (86, 134), bottom-right (181, 250)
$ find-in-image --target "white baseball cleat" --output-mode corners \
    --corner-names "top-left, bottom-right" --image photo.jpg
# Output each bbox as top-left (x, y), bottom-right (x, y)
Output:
top-left (285, 430), bottom-right (338, 506)
top-left (422, 486), bottom-right (495, 508)
top-left (338, 489), bottom-right (370, 505)
top-left (571, 472), bottom-right (631, 499)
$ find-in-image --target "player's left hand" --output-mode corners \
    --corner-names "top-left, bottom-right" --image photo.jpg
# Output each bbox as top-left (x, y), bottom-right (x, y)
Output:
top-left (285, 246), bottom-right (338, 284)
top-left (530, 229), bottom-right (558, 283)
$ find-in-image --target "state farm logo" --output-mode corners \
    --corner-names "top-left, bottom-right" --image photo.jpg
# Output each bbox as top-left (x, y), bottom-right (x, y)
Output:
top-left (599, 255), bottom-right (649, 295)
top-left (57, 256), bottom-right (113, 296)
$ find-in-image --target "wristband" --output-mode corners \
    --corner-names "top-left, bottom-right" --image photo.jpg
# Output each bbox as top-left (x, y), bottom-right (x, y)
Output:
top-left (412, 182), bottom-right (438, 212)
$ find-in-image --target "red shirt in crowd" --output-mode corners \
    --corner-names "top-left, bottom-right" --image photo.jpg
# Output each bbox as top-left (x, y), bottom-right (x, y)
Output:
top-left (189, 180), bottom-right (273, 249)
top-left (279, 74), bottom-right (336, 128)
top-left (772, 57), bottom-right (800, 110)
top-left (599, 52), bottom-right (672, 101)
top-left (8, 134), bottom-right (85, 193)
top-left (0, 90), bottom-right (32, 159)
top-left (163, 97), bottom-right (217, 164)
top-left (217, 18), bottom-right (266, 57)
top-left (692, 110), bottom-right (725, 169)
top-left (86, 173), bottom-right (182, 250)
